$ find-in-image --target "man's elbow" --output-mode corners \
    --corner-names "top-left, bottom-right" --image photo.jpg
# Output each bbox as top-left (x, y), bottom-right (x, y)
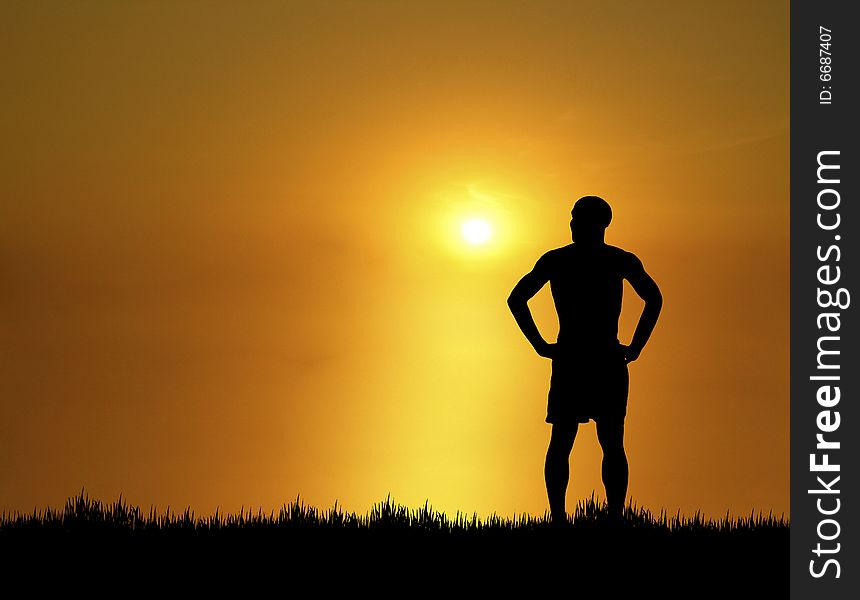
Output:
top-left (648, 288), bottom-right (663, 310)
top-left (507, 292), bottom-right (524, 312)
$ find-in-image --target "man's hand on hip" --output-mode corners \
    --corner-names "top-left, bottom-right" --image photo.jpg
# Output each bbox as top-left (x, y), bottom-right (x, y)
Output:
top-left (535, 341), bottom-right (558, 359)
top-left (621, 344), bottom-right (641, 363)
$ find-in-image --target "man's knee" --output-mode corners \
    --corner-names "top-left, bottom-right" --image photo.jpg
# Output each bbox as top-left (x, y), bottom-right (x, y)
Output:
top-left (547, 439), bottom-right (573, 460)
top-left (596, 419), bottom-right (625, 456)
top-left (549, 424), bottom-right (576, 451)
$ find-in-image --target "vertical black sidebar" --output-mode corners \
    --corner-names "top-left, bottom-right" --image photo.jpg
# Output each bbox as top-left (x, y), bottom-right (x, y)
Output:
top-left (791, 1), bottom-right (858, 598)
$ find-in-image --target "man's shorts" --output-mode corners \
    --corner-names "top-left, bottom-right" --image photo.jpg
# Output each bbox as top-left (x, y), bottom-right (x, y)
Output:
top-left (546, 341), bottom-right (629, 425)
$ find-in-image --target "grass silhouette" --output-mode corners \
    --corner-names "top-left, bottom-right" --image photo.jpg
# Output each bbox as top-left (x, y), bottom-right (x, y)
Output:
top-left (0, 488), bottom-right (786, 535)
top-left (1, 489), bottom-right (788, 592)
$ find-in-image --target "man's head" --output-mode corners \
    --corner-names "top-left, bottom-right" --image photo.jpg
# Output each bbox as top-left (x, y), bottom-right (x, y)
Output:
top-left (570, 195), bottom-right (611, 244)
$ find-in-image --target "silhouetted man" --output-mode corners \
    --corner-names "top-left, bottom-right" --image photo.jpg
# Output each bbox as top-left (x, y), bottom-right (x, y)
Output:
top-left (507, 196), bottom-right (662, 524)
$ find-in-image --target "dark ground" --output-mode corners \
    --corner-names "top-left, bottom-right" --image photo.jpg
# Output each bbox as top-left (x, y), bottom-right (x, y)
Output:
top-left (1, 492), bottom-right (788, 595)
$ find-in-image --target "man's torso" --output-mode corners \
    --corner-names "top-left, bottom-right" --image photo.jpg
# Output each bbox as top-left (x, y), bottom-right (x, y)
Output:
top-left (539, 243), bottom-right (637, 351)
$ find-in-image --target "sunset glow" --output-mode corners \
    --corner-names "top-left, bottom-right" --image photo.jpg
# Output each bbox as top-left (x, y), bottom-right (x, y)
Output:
top-left (461, 218), bottom-right (493, 245)
top-left (1, 1), bottom-right (788, 524)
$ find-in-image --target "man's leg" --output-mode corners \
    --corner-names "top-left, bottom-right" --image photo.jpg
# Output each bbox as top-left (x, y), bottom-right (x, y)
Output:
top-left (596, 416), bottom-right (628, 518)
top-left (545, 423), bottom-right (578, 523)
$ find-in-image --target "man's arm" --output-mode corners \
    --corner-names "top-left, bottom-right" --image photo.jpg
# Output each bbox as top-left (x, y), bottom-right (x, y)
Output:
top-left (623, 254), bottom-right (663, 363)
top-left (507, 255), bottom-right (555, 359)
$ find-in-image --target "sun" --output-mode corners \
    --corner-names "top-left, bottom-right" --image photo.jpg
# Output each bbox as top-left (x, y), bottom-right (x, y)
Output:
top-left (461, 218), bottom-right (493, 245)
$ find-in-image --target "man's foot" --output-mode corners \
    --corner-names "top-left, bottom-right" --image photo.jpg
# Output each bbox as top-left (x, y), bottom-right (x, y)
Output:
top-left (549, 511), bottom-right (571, 529)
top-left (604, 505), bottom-right (626, 529)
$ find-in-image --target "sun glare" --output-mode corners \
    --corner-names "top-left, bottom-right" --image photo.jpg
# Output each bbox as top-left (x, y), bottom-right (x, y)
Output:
top-left (461, 218), bottom-right (492, 245)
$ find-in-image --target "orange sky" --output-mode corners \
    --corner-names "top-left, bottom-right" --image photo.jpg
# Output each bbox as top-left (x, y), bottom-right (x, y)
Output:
top-left (1, 1), bottom-right (788, 520)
